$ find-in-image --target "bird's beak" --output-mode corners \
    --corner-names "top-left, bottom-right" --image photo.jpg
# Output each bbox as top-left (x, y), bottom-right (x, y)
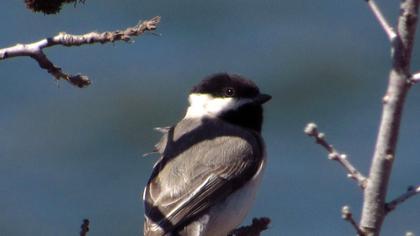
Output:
top-left (254, 93), bottom-right (272, 104)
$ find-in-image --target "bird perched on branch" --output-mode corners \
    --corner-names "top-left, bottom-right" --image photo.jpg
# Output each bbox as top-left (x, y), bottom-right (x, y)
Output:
top-left (143, 73), bottom-right (271, 236)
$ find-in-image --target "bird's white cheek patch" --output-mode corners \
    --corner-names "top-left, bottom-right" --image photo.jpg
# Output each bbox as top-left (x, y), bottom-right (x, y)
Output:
top-left (185, 94), bottom-right (236, 118)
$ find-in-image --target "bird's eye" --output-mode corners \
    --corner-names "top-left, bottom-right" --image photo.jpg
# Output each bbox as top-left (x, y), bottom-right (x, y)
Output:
top-left (224, 87), bottom-right (235, 97)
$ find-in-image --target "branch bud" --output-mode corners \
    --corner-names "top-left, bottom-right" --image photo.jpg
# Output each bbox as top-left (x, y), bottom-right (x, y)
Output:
top-left (341, 205), bottom-right (351, 220)
top-left (304, 123), bottom-right (318, 136)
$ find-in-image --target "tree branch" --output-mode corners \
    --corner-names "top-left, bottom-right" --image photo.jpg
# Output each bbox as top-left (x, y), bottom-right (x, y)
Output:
top-left (359, 0), bottom-right (420, 235)
top-left (385, 185), bottom-right (420, 214)
top-left (304, 123), bottom-right (367, 189)
top-left (342, 205), bottom-right (365, 236)
top-left (0, 16), bottom-right (160, 87)
top-left (365, 0), bottom-right (397, 41)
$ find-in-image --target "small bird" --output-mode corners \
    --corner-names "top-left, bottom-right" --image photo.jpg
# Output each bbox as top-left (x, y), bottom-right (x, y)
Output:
top-left (143, 73), bottom-right (271, 236)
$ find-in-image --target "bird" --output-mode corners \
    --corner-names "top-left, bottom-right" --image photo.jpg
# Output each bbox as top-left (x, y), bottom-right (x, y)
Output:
top-left (143, 73), bottom-right (271, 236)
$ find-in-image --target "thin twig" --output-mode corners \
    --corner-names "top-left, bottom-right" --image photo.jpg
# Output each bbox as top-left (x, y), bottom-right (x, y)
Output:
top-left (229, 217), bottom-right (271, 236)
top-left (0, 16), bottom-right (160, 87)
top-left (365, 0), bottom-right (397, 41)
top-left (342, 206), bottom-right (365, 236)
top-left (80, 219), bottom-right (90, 236)
top-left (385, 185), bottom-right (420, 214)
top-left (304, 123), bottom-right (368, 189)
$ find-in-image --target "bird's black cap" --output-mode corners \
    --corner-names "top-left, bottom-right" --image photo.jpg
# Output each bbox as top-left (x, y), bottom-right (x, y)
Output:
top-left (191, 73), bottom-right (263, 99)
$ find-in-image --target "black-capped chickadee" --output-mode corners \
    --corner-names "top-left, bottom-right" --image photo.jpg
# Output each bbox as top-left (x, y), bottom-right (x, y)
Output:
top-left (143, 73), bottom-right (271, 236)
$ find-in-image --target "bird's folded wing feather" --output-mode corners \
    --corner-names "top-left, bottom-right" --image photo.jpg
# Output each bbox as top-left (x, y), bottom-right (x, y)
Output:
top-left (144, 135), bottom-right (261, 234)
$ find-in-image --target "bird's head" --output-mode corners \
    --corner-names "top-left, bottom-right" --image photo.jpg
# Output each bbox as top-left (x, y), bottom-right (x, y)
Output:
top-left (185, 73), bottom-right (271, 132)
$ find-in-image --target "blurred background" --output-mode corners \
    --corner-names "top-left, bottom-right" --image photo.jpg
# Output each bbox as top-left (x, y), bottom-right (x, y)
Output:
top-left (0, 0), bottom-right (419, 235)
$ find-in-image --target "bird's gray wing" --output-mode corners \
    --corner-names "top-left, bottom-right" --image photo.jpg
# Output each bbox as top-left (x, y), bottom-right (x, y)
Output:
top-left (144, 131), bottom-right (263, 234)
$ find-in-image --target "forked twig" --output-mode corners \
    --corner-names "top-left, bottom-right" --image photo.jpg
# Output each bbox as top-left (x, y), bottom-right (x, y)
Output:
top-left (0, 16), bottom-right (160, 87)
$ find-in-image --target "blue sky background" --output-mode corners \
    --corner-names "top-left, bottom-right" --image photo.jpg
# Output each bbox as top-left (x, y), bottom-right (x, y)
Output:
top-left (0, 0), bottom-right (419, 235)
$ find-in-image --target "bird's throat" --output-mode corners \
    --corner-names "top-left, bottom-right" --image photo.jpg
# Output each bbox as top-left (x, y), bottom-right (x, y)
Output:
top-left (219, 104), bottom-right (263, 133)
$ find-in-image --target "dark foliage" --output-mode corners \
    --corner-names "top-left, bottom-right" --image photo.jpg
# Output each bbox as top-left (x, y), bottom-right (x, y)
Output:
top-left (24, 0), bottom-right (85, 14)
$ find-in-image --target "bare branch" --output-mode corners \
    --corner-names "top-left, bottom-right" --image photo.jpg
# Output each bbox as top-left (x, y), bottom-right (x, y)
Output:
top-left (342, 206), bottom-right (365, 236)
top-left (80, 219), bottom-right (89, 236)
top-left (365, 0), bottom-right (397, 41)
top-left (304, 123), bottom-right (367, 189)
top-left (385, 185), bottom-right (420, 214)
top-left (229, 217), bottom-right (271, 236)
top-left (359, 0), bottom-right (420, 235)
top-left (0, 16), bottom-right (160, 87)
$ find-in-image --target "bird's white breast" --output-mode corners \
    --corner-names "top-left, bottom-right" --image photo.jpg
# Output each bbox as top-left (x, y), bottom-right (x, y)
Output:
top-left (203, 157), bottom-right (266, 236)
